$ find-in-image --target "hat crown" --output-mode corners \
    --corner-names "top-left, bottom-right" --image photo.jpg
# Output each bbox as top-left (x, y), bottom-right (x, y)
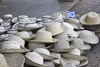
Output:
top-left (69, 48), bottom-right (80, 56)
top-left (35, 30), bottom-right (52, 41)
top-left (1, 41), bottom-right (20, 49)
top-left (46, 22), bottom-right (63, 35)
top-left (85, 12), bottom-right (99, 23)
top-left (15, 31), bottom-right (30, 38)
top-left (71, 38), bottom-right (84, 49)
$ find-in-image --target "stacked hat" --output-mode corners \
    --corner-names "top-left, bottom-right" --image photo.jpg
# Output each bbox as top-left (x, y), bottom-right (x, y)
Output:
top-left (51, 12), bottom-right (64, 23)
top-left (0, 11), bottom-right (99, 67)
top-left (0, 26), bottom-right (6, 34)
top-left (80, 12), bottom-right (100, 38)
top-left (1, 22), bottom-right (11, 31)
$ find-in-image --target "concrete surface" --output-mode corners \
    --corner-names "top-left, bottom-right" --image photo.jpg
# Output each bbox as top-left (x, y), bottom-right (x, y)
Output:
top-left (0, 0), bottom-right (100, 67)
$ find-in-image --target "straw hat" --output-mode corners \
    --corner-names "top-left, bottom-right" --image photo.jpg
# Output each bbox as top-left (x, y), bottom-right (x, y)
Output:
top-left (2, 14), bottom-right (13, 19)
top-left (33, 48), bottom-right (58, 60)
top-left (28, 43), bottom-right (46, 51)
top-left (49, 40), bottom-right (73, 52)
top-left (45, 22), bottom-right (66, 36)
top-left (51, 12), bottom-right (64, 23)
top-left (79, 30), bottom-right (99, 44)
top-left (70, 38), bottom-right (91, 50)
top-left (55, 30), bottom-right (69, 40)
top-left (0, 53), bottom-right (7, 67)
top-left (1, 41), bottom-right (20, 50)
top-left (61, 48), bottom-right (88, 66)
top-left (62, 22), bottom-right (74, 35)
top-left (4, 35), bottom-right (25, 47)
top-left (29, 30), bottom-right (59, 43)
top-left (25, 52), bottom-right (49, 67)
top-left (4, 53), bottom-right (25, 67)
top-left (61, 48), bottom-right (87, 61)
top-left (15, 31), bottom-right (34, 40)
top-left (0, 41), bottom-right (30, 53)
top-left (80, 12), bottom-right (100, 25)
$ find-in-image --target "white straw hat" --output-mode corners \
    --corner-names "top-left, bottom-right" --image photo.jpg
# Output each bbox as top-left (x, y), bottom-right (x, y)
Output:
top-left (29, 30), bottom-right (59, 43)
top-left (4, 53), bottom-right (25, 67)
top-left (61, 48), bottom-right (87, 61)
top-left (0, 41), bottom-right (30, 53)
top-left (28, 43), bottom-right (46, 51)
top-left (45, 22), bottom-right (66, 36)
top-left (55, 30), bottom-right (69, 40)
top-left (33, 48), bottom-right (58, 60)
top-left (70, 38), bottom-right (91, 50)
top-left (49, 40), bottom-right (73, 52)
top-left (1, 41), bottom-right (20, 50)
top-left (4, 35), bottom-right (25, 47)
top-left (80, 12), bottom-right (100, 25)
top-left (79, 30), bottom-right (99, 44)
top-left (15, 31), bottom-right (34, 40)
top-left (0, 53), bottom-right (7, 67)
top-left (62, 22), bottom-right (74, 35)
top-left (25, 52), bottom-right (49, 67)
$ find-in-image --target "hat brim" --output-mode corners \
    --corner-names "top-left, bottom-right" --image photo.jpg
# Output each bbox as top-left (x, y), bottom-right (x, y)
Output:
top-left (0, 48), bottom-right (30, 53)
top-left (70, 44), bottom-right (91, 50)
top-left (61, 57), bottom-right (88, 66)
top-left (29, 38), bottom-right (59, 43)
top-left (77, 59), bottom-right (88, 67)
top-left (80, 14), bottom-right (100, 25)
top-left (25, 57), bottom-right (49, 67)
top-left (49, 48), bottom-right (74, 52)
top-left (61, 53), bottom-right (87, 61)
top-left (37, 53), bottom-right (58, 60)
top-left (81, 34), bottom-right (99, 44)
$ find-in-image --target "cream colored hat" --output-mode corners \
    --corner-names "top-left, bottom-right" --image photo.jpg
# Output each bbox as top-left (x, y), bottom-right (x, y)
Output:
top-left (80, 12), bottom-right (100, 25)
top-left (28, 43), bottom-right (46, 51)
top-left (4, 35), bottom-right (25, 47)
top-left (4, 53), bottom-right (25, 67)
top-left (15, 31), bottom-right (34, 40)
top-left (0, 41), bottom-right (30, 53)
top-left (70, 38), bottom-right (91, 50)
top-left (61, 48), bottom-right (88, 66)
top-left (79, 30), bottom-right (99, 44)
top-left (29, 30), bottom-right (59, 43)
top-left (45, 22), bottom-right (66, 36)
top-left (33, 48), bottom-right (58, 60)
top-left (0, 53), bottom-right (7, 67)
top-left (61, 48), bottom-right (87, 61)
top-left (49, 40), bottom-right (73, 52)
top-left (25, 52), bottom-right (49, 67)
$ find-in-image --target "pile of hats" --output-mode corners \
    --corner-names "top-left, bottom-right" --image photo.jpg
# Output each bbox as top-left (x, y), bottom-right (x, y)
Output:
top-left (0, 11), bottom-right (99, 67)
top-left (80, 12), bottom-right (100, 38)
